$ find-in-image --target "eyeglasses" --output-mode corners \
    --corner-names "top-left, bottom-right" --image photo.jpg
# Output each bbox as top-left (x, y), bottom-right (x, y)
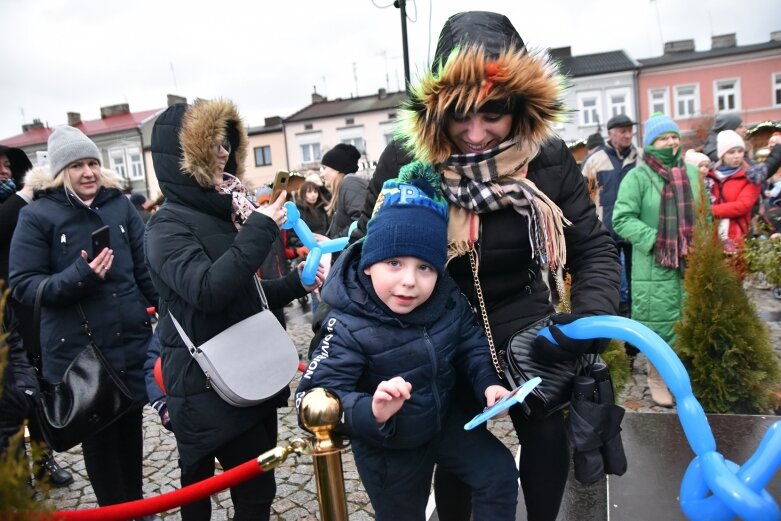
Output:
top-left (214, 138), bottom-right (232, 154)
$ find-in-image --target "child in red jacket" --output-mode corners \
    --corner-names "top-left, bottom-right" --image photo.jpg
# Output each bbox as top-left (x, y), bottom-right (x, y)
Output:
top-left (706, 130), bottom-right (761, 252)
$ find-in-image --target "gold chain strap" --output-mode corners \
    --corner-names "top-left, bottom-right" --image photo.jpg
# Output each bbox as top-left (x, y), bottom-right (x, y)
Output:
top-left (468, 248), bottom-right (503, 377)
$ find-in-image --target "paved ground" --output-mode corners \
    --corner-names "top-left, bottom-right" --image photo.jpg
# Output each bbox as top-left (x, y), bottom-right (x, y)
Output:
top-left (40, 285), bottom-right (781, 519)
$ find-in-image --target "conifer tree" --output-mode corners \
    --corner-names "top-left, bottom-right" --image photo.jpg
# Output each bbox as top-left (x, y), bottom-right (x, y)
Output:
top-left (675, 192), bottom-right (780, 413)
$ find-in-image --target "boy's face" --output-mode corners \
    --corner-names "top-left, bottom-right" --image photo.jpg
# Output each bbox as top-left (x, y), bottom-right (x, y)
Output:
top-left (363, 256), bottom-right (438, 314)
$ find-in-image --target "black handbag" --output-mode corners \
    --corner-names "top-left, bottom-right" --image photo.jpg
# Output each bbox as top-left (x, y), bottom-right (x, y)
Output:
top-left (501, 316), bottom-right (596, 417)
top-left (30, 279), bottom-right (135, 452)
top-left (468, 249), bottom-right (594, 418)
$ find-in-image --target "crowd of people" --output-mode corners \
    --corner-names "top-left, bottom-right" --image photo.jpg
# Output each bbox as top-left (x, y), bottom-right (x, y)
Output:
top-left (2, 8), bottom-right (781, 521)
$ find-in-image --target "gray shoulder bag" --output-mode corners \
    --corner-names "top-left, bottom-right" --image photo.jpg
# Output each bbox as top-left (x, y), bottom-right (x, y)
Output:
top-left (170, 276), bottom-right (299, 407)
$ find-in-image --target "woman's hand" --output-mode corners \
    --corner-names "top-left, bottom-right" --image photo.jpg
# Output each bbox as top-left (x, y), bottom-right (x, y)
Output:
top-left (81, 248), bottom-right (114, 279)
top-left (256, 190), bottom-right (288, 227)
top-left (372, 376), bottom-right (412, 424)
top-left (485, 385), bottom-right (511, 418)
top-left (298, 261), bottom-right (325, 292)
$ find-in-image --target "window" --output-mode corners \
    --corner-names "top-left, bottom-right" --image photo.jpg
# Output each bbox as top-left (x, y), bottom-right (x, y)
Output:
top-left (254, 145), bottom-right (272, 166)
top-left (304, 123), bottom-right (313, 130)
top-left (301, 143), bottom-right (321, 163)
top-left (606, 88), bottom-right (630, 118)
top-left (649, 88), bottom-right (669, 115)
top-left (345, 118), bottom-right (354, 125)
top-left (714, 79), bottom-right (740, 112)
top-left (388, 112), bottom-right (397, 120)
top-left (384, 132), bottom-right (395, 146)
top-left (674, 84), bottom-right (699, 118)
top-left (577, 92), bottom-right (601, 126)
top-left (108, 148), bottom-right (127, 179)
top-left (127, 147), bottom-right (143, 180)
top-left (773, 73), bottom-right (781, 106)
top-left (341, 137), bottom-right (364, 153)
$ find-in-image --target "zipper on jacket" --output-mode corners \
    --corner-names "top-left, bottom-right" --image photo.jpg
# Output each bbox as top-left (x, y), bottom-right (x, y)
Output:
top-left (119, 224), bottom-right (129, 244)
top-left (205, 372), bottom-right (212, 389)
top-left (422, 327), bottom-right (442, 432)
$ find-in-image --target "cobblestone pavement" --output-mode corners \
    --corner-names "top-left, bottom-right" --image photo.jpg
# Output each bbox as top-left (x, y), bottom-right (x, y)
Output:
top-left (41, 286), bottom-right (781, 519)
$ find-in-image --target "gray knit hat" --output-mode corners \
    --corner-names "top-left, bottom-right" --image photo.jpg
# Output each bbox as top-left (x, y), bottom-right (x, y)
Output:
top-left (47, 126), bottom-right (101, 177)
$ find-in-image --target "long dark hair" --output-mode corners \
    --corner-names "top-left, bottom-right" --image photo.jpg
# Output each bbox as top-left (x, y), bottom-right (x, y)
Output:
top-left (298, 181), bottom-right (323, 208)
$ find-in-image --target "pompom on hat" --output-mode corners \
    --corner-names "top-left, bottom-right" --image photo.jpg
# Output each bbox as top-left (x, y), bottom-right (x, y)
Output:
top-left (321, 143), bottom-right (360, 174)
top-left (716, 129), bottom-right (745, 160)
top-left (47, 126), bottom-right (101, 177)
top-left (642, 113), bottom-right (680, 148)
top-left (360, 162), bottom-right (449, 275)
top-left (684, 149), bottom-right (710, 168)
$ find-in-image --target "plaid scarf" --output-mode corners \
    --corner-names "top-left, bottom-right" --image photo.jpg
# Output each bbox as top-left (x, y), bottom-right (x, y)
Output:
top-left (440, 140), bottom-right (571, 270)
top-left (215, 173), bottom-right (257, 230)
top-left (644, 152), bottom-right (694, 269)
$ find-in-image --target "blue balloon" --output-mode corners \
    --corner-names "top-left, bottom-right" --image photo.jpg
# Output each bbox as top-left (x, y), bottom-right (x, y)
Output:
top-left (539, 316), bottom-right (781, 520)
top-left (281, 201), bottom-right (352, 285)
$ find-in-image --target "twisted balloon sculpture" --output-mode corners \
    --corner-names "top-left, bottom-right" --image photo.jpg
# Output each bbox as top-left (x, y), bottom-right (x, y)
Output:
top-left (281, 202), bottom-right (354, 286)
top-left (540, 316), bottom-right (781, 521)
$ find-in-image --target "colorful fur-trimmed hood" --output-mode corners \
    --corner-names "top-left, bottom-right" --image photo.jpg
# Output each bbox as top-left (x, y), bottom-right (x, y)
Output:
top-left (397, 12), bottom-right (568, 165)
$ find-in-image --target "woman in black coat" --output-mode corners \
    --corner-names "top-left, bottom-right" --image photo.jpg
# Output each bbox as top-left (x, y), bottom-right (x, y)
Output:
top-left (10, 126), bottom-right (158, 505)
top-left (358, 11), bottom-right (620, 520)
top-left (145, 99), bottom-right (321, 521)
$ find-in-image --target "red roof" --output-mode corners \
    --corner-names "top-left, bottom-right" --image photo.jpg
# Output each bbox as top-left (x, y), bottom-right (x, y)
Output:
top-left (0, 108), bottom-right (163, 148)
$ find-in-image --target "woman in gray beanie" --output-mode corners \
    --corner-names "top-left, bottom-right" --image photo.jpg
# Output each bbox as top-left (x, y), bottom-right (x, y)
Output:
top-left (321, 143), bottom-right (369, 239)
top-left (9, 125), bottom-right (158, 509)
top-left (703, 113), bottom-right (746, 162)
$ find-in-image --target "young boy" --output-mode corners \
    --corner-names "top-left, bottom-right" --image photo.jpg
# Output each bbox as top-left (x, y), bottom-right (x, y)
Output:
top-left (295, 166), bottom-right (518, 521)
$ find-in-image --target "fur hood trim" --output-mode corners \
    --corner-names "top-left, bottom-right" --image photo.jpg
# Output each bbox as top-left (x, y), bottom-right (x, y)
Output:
top-left (397, 45), bottom-right (568, 164)
top-left (179, 99), bottom-right (248, 188)
top-left (24, 164), bottom-right (123, 192)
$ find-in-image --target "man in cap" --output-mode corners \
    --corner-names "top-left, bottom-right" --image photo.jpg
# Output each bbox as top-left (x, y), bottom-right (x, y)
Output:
top-left (582, 114), bottom-right (638, 332)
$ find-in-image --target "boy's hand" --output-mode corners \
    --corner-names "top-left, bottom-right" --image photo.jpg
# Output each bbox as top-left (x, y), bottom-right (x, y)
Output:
top-left (485, 385), bottom-right (511, 418)
top-left (299, 262), bottom-right (326, 292)
top-left (372, 376), bottom-right (412, 424)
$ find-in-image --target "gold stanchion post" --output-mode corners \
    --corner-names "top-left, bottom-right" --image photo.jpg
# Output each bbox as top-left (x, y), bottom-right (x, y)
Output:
top-left (298, 388), bottom-right (349, 521)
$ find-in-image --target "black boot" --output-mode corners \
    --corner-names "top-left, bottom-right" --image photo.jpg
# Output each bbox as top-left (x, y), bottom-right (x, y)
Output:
top-left (35, 453), bottom-right (74, 487)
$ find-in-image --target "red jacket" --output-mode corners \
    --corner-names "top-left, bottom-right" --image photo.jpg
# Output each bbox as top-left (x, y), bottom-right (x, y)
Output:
top-left (706, 167), bottom-right (761, 242)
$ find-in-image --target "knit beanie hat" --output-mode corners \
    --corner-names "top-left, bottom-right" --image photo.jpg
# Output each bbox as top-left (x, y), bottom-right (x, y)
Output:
top-left (684, 149), bottom-right (710, 168)
top-left (643, 113), bottom-right (680, 148)
top-left (305, 172), bottom-right (324, 187)
top-left (47, 126), bottom-right (101, 177)
top-left (360, 162), bottom-right (448, 275)
top-left (321, 143), bottom-right (360, 174)
top-left (586, 132), bottom-right (605, 149)
top-left (716, 129), bottom-right (745, 159)
top-left (255, 185), bottom-right (272, 204)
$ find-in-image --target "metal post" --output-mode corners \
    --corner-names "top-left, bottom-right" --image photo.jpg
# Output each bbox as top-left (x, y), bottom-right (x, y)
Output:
top-left (299, 388), bottom-right (349, 521)
top-left (394, 0), bottom-right (411, 92)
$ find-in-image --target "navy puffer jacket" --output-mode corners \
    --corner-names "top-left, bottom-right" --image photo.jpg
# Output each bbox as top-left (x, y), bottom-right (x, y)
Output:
top-left (296, 241), bottom-right (503, 449)
top-left (10, 182), bottom-right (157, 404)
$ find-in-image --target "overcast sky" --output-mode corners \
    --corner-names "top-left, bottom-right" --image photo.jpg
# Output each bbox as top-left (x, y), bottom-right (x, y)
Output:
top-left (1, 0), bottom-right (778, 140)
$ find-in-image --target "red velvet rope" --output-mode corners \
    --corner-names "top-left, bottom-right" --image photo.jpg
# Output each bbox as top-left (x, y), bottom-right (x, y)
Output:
top-left (49, 458), bottom-right (263, 520)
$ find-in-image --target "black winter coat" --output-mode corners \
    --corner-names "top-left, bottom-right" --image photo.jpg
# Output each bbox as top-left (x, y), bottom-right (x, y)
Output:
top-left (297, 241), bottom-right (502, 449)
top-left (359, 138), bottom-right (620, 347)
top-left (146, 102), bottom-right (308, 466)
top-left (327, 174), bottom-right (368, 239)
top-left (10, 185), bottom-right (157, 404)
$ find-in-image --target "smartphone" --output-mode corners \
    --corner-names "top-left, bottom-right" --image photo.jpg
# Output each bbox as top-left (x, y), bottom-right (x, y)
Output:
top-left (90, 225), bottom-right (111, 260)
top-left (270, 170), bottom-right (290, 203)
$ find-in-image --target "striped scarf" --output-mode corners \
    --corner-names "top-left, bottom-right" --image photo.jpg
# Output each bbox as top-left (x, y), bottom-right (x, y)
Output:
top-left (215, 173), bottom-right (257, 230)
top-left (644, 152), bottom-right (694, 269)
top-left (440, 140), bottom-right (571, 270)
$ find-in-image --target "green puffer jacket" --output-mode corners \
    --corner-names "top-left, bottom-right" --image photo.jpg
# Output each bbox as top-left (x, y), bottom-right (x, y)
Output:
top-left (612, 161), bottom-right (703, 347)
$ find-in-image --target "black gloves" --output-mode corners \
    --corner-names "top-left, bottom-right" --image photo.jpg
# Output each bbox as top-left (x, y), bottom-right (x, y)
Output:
top-left (531, 313), bottom-right (611, 363)
top-left (152, 399), bottom-right (173, 431)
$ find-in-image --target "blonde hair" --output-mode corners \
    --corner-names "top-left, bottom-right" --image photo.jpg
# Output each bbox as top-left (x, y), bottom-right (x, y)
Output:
top-left (324, 173), bottom-right (344, 215)
top-left (50, 164), bottom-right (122, 202)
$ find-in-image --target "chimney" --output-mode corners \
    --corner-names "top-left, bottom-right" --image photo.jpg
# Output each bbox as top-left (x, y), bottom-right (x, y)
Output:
top-left (100, 103), bottom-right (130, 118)
top-left (771, 31), bottom-right (781, 42)
top-left (22, 119), bottom-right (45, 133)
top-left (549, 46), bottom-right (572, 59)
top-left (711, 33), bottom-right (736, 49)
top-left (264, 116), bottom-right (282, 127)
top-left (663, 39), bottom-right (696, 54)
top-left (167, 94), bottom-right (187, 106)
top-left (312, 92), bottom-right (326, 103)
top-left (67, 112), bottom-right (82, 126)
top-left (378, 88), bottom-right (387, 99)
